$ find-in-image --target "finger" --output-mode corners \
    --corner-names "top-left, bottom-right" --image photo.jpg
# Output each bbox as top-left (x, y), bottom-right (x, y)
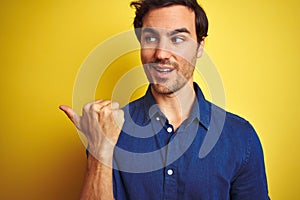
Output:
top-left (88, 101), bottom-right (111, 120)
top-left (92, 100), bottom-right (113, 113)
top-left (99, 101), bottom-right (120, 110)
top-left (111, 101), bottom-right (120, 110)
top-left (96, 100), bottom-right (112, 108)
top-left (59, 105), bottom-right (81, 129)
top-left (112, 109), bottom-right (125, 128)
top-left (82, 101), bottom-right (103, 118)
top-left (82, 101), bottom-right (94, 114)
top-left (94, 99), bottom-right (104, 104)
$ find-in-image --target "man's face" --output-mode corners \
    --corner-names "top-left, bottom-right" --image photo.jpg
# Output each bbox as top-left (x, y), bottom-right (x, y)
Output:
top-left (140, 5), bottom-right (203, 94)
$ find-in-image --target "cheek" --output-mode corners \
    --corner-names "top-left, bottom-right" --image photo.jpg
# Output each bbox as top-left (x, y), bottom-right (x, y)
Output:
top-left (175, 53), bottom-right (197, 67)
top-left (174, 45), bottom-right (198, 62)
top-left (141, 48), bottom-right (155, 63)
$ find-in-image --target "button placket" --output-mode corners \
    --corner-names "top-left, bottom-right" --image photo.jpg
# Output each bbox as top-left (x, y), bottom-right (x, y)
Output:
top-left (163, 164), bottom-right (177, 200)
top-left (163, 123), bottom-right (177, 199)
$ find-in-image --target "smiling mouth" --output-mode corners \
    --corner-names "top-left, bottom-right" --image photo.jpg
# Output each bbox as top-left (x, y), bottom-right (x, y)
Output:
top-left (151, 64), bottom-right (174, 73)
top-left (154, 67), bottom-right (173, 73)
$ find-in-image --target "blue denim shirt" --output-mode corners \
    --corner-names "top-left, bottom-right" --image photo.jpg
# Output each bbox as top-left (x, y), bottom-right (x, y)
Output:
top-left (113, 83), bottom-right (269, 200)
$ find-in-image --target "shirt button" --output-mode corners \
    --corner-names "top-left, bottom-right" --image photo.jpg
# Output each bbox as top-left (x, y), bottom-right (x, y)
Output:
top-left (167, 169), bottom-right (173, 176)
top-left (167, 127), bottom-right (172, 133)
top-left (156, 116), bottom-right (160, 121)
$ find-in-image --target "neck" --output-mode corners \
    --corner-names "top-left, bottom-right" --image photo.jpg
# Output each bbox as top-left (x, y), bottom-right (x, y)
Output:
top-left (151, 81), bottom-right (196, 130)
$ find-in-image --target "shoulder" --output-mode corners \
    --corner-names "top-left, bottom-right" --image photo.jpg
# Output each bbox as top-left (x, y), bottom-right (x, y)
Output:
top-left (207, 101), bottom-right (262, 155)
top-left (225, 110), bottom-right (254, 134)
top-left (217, 105), bottom-right (264, 166)
top-left (208, 101), bottom-right (256, 136)
top-left (199, 102), bottom-right (259, 157)
top-left (223, 108), bottom-right (258, 149)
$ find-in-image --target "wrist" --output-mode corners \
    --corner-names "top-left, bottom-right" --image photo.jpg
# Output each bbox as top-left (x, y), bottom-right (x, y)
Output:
top-left (87, 142), bottom-right (115, 167)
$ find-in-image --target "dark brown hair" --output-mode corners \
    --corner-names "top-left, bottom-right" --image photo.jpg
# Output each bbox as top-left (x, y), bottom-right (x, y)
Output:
top-left (130, 0), bottom-right (208, 44)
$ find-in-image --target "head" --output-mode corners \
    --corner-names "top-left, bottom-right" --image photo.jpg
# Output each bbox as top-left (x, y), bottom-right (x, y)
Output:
top-left (130, 0), bottom-right (209, 94)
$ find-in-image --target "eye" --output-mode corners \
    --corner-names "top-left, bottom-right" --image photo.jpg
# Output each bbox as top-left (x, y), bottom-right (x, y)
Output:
top-left (144, 36), bottom-right (157, 43)
top-left (171, 36), bottom-right (185, 44)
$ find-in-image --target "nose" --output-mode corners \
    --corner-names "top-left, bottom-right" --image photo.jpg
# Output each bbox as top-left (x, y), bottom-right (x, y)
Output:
top-left (154, 40), bottom-right (171, 60)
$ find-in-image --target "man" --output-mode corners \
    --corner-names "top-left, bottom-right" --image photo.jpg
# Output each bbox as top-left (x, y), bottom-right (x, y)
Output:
top-left (60, 0), bottom-right (270, 199)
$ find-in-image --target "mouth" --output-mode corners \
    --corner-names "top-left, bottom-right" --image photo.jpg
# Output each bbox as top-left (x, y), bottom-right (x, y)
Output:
top-left (149, 65), bottom-right (174, 80)
top-left (154, 66), bottom-right (173, 73)
top-left (151, 64), bottom-right (174, 74)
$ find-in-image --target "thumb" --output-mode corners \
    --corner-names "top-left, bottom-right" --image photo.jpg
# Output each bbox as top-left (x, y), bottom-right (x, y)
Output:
top-left (59, 105), bottom-right (81, 130)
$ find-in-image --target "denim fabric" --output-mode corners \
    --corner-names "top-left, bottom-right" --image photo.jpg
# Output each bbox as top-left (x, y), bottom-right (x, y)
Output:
top-left (113, 83), bottom-right (269, 200)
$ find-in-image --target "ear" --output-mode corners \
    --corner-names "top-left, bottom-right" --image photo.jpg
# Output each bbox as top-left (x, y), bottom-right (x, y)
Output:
top-left (196, 37), bottom-right (205, 58)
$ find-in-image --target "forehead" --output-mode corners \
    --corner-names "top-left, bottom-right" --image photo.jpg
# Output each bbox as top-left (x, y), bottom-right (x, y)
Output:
top-left (142, 5), bottom-right (196, 33)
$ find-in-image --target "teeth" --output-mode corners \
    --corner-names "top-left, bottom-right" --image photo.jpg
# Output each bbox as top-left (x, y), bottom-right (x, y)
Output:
top-left (156, 68), bottom-right (172, 72)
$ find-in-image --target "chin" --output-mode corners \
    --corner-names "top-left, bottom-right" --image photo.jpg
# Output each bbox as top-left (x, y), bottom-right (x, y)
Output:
top-left (151, 82), bottom-right (186, 95)
top-left (151, 83), bottom-right (173, 94)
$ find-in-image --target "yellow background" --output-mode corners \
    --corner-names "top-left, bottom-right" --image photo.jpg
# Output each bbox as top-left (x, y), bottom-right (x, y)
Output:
top-left (1, 0), bottom-right (299, 199)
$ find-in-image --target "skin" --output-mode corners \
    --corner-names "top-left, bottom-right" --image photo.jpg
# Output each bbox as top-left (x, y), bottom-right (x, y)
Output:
top-left (141, 5), bottom-right (204, 129)
top-left (59, 5), bottom-right (204, 200)
top-left (59, 101), bottom-right (124, 200)
top-left (141, 5), bottom-right (203, 95)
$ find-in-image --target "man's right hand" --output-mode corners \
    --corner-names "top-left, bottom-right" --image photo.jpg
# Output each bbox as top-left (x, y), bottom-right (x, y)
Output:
top-left (59, 100), bottom-right (124, 164)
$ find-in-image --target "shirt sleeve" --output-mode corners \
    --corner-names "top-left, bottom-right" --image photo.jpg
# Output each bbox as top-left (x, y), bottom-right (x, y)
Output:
top-left (230, 122), bottom-right (270, 200)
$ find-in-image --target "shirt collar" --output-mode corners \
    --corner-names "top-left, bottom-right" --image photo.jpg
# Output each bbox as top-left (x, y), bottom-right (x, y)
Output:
top-left (193, 82), bottom-right (211, 129)
top-left (143, 83), bottom-right (211, 130)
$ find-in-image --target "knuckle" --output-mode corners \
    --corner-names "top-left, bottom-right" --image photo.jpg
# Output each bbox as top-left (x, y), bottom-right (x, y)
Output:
top-left (103, 107), bottom-right (112, 115)
top-left (90, 103), bottom-right (98, 111)
top-left (83, 102), bottom-right (91, 111)
top-left (99, 107), bottom-right (110, 118)
top-left (112, 101), bottom-right (120, 108)
top-left (101, 100), bottom-right (112, 105)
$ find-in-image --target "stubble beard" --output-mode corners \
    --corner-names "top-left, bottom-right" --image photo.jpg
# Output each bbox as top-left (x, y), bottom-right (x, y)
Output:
top-left (151, 78), bottom-right (185, 95)
top-left (145, 60), bottom-right (195, 95)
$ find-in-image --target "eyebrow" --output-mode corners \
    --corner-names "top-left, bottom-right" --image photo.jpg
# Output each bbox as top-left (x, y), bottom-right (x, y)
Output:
top-left (142, 27), bottom-right (158, 35)
top-left (142, 27), bottom-right (191, 36)
top-left (168, 28), bottom-right (191, 36)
